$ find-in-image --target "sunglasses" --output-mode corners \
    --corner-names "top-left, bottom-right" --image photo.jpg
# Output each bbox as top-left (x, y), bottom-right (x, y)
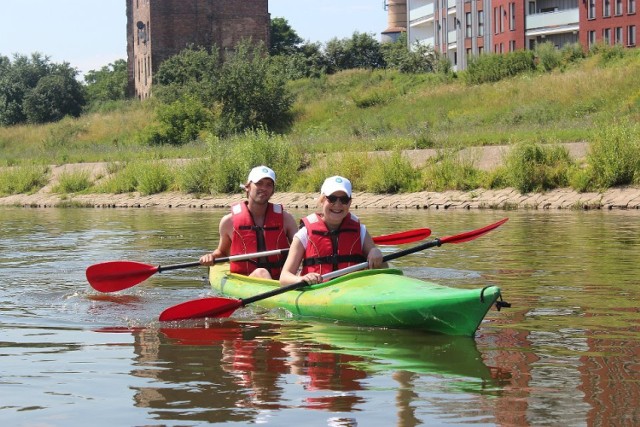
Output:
top-left (326, 195), bottom-right (351, 204)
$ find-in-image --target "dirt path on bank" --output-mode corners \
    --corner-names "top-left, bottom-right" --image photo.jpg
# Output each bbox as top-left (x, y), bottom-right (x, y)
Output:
top-left (2, 142), bottom-right (640, 210)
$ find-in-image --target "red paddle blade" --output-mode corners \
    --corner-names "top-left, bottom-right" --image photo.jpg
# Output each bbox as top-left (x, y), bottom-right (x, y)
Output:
top-left (159, 297), bottom-right (242, 322)
top-left (440, 218), bottom-right (509, 245)
top-left (372, 228), bottom-right (431, 245)
top-left (86, 261), bottom-right (159, 293)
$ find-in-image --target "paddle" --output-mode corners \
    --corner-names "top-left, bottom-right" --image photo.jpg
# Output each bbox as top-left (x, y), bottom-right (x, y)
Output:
top-left (158, 218), bottom-right (508, 322)
top-left (86, 228), bottom-right (432, 293)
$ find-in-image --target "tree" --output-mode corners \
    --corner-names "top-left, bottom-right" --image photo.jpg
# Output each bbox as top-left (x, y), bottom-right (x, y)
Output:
top-left (215, 39), bottom-right (294, 135)
top-left (0, 53), bottom-right (85, 126)
top-left (324, 32), bottom-right (384, 73)
top-left (269, 17), bottom-right (303, 56)
top-left (382, 34), bottom-right (437, 74)
top-left (84, 59), bottom-right (128, 107)
top-left (153, 45), bottom-right (220, 104)
top-left (22, 63), bottom-right (85, 123)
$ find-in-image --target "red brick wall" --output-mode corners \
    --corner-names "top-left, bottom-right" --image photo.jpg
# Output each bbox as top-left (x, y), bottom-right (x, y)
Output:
top-left (127, 0), bottom-right (269, 99)
top-left (580, 0), bottom-right (639, 48)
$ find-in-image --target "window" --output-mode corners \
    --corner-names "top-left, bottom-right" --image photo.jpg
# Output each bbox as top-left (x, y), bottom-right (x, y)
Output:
top-left (588, 30), bottom-right (597, 48)
top-left (630, 0), bottom-right (636, 13)
top-left (509, 40), bottom-right (516, 51)
top-left (478, 11), bottom-right (484, 36)
top-left (529, 1), bottom-right (536, 15)
top-left (616, 0), bottom-right (623, 14)
top-left (603, 28), bottom-right (612, 44)
top-left (615, 27), bottom-right (624, 43)
top-left (500, 7), bottom-right (504, 33)
top-left (510, 3), bottom-right (516, 30)
top-left (604, 0), bottom-right (611, 17)
top-left (466, 48), bottom-right (472, 60)
top-left (589, 0), bottom-right (597, 19)
top-left (494, 8), bottom-right (499, 34)
top-left (629, 25), bottom-right (637, 45)
top-left (466, 12), bottom-right (472, 38)
top-left (478, 45), bottom-right (484, 55)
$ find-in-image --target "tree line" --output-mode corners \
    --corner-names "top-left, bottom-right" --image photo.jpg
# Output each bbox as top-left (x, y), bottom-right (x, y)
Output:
top-left (0, 18), bottom-right (438, 131)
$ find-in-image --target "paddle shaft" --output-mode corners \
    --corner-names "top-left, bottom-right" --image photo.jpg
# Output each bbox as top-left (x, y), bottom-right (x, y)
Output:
top-left (157, 249), bottom-right (289, 273)
top-left (158, 218), bottom-right (507, 321)
top-left (154, 230), bottom-right (431, 273)
top-left (239, 238), bottom-right (443, 307)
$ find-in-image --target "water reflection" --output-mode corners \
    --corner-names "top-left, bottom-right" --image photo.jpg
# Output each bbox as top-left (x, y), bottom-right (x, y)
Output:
top-left (3, 207), bottom-right (640, 426)
top-left (96, 321), bottom-right (506, 425)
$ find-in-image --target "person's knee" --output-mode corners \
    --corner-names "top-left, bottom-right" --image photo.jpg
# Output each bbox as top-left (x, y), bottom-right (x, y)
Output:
top-left (250, 268), bottom-right (272, 280)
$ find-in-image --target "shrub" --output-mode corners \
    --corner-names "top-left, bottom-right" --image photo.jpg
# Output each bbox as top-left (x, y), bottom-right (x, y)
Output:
top-left (586, 120), bottom-right (640, 189)
top-left (0, 164), bottom-right (49, 195)
top-left (535, 41), bottom-right (562, 72)
top-left (363, 151), bottom-right (419, 193)
top-left (503, 142), bottom-right (573, 193)
top-left (465, 50), bottom-right (535, 85)
top-left (139, 96), bottom-right (212, 146)
top-left (53, 169), bottom-right (92, 193)
top-left (421, 150), bottom-right (485, 191)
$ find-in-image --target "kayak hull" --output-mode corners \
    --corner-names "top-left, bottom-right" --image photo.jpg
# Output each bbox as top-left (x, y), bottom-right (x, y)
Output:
top-left (209, 265), bottom-right (502, 336)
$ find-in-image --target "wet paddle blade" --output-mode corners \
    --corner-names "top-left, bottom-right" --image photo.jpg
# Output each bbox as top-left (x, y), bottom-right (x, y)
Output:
top-left (372, 228), bottom-right (431, 245)
top-left (159, 297), bottom-right (242, 322)
top-left (440, 218), bottom-right (509, 244)
top-left (86, 261), bottom-right (159, 293)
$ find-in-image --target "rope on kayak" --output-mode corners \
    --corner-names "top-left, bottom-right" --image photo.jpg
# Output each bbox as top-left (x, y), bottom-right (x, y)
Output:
top-left (480, 286), bottom-right (511, 311)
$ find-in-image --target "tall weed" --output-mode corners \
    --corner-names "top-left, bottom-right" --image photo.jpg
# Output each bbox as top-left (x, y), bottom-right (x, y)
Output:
top-left (0, 165), bottom-right (49, 195)
top-left (586, 120), bottom-right (640, 189)
top-left (502, 142), bottom-right (573, 193)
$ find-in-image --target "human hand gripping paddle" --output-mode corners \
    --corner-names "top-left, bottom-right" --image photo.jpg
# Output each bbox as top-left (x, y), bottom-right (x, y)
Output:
top-left (158, 218), bottom-right (508, 322)
top-left (86, 228), bottom-right (432, 293)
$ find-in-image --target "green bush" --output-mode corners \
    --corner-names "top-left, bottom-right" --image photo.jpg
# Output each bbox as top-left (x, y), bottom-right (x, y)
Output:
top-left (0, 164), bottom-right (49, 195)
top-left (465, 50), bottom-right (535, 85)
top-left (202, 129), bottom-right (303, 193)
top-left (363, 151), bottom-right (419, 193)
top-left (586, 120), bottom-right (640, 189)
top-left (503, 142), bottom-right (573, 193)
top-left (421, 150), bottom-right (485, 191)
top-left (53, 170), bottom-right (92, 193)
top-left (139, 96), bottom-right (212, 146)
top-left (535, 41), bottom-right (562, 72)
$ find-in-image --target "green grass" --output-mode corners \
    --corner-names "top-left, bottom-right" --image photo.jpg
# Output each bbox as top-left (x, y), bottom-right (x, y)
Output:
top-left (1, 50), bottom-right (639, 195)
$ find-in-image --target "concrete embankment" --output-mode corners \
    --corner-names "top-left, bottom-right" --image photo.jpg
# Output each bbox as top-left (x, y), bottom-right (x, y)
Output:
top-left (2, 187), bottom-right (640, 210)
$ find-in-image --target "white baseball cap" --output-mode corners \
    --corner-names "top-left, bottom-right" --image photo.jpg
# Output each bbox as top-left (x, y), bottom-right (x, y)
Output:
top-left (321, 176), bottom-right (352, 197)
top-left (247, 165), bottom-right (276, 184)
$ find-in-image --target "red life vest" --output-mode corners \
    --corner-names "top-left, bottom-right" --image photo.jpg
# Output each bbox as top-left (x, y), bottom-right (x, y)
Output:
top-left (229, 202), bottom-right (289, 279)
top-left (300, 213), bottom-right (366, 275)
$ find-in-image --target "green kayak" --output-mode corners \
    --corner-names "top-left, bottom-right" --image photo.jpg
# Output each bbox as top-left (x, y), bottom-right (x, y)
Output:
top-left (209, 264), bottom-right (503, 336)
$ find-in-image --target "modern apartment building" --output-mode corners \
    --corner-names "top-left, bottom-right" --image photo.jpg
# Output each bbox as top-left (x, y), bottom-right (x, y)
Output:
top-left (405, 0), bottom-right (638, 70)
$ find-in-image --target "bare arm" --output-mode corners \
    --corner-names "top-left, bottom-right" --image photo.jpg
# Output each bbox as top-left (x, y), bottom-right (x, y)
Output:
top-left (279, 237), bottom-right (322, 286)
top-left (282, 211), bottom-right (298, 244)
top-left (199, 213), bottom-right (233, 265)
top-left (362, 230), bottom-right (387, 270)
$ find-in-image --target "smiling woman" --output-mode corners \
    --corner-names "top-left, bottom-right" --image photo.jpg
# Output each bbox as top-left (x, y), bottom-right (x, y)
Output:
top-left (279, 175), bottom-right (386, 286)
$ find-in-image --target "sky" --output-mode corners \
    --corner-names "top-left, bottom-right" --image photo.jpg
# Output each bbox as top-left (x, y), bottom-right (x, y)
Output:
top-left (0, 0), bottom-right (388, 78)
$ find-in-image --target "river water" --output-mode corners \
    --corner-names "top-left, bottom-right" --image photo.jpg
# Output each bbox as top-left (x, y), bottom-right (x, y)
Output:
top-left (1, 207), bottom-right (639, 426)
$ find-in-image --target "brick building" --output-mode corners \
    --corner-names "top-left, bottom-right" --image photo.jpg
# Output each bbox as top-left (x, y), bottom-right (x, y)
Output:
top-left (126, 0), bottom-right (270, 99)
top-left (405, 0), bottom-right (638, 71)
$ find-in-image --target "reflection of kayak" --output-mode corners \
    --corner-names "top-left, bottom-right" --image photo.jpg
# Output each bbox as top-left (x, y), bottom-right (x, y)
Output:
top-left (209, 265), bottom-right (503, 336)
top-left (159, 320), bottom-right (498, 383)
top-left (279, 322), bottom-right (496, 381)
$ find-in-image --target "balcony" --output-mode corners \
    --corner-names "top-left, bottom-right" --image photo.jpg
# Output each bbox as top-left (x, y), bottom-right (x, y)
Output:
top-left (410, 3), bottom-right (435, 24)
top-left (526, 8), bottom-right (579, 36)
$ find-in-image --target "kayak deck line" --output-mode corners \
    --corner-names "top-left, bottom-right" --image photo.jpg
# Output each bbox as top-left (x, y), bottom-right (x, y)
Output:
top-left (209, 265), bottom-right (507, 336)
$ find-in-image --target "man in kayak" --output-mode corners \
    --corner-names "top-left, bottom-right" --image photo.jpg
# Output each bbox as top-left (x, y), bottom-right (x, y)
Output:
top-left (279, 175), bottom-right (386, 286)
top-left (199, 165), bottom-right (298, 279)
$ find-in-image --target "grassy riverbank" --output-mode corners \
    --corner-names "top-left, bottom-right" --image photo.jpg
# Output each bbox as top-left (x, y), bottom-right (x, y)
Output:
top-left (1, 51), bottom-right (639, 197)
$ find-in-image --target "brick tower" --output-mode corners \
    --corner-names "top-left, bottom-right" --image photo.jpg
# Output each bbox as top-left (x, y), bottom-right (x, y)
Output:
top-left (126, 0), bottom-right (270, 99)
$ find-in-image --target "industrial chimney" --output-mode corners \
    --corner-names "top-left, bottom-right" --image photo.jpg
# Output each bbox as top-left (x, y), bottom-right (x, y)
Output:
top-left (381, 0), bottom-right (406, 43)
